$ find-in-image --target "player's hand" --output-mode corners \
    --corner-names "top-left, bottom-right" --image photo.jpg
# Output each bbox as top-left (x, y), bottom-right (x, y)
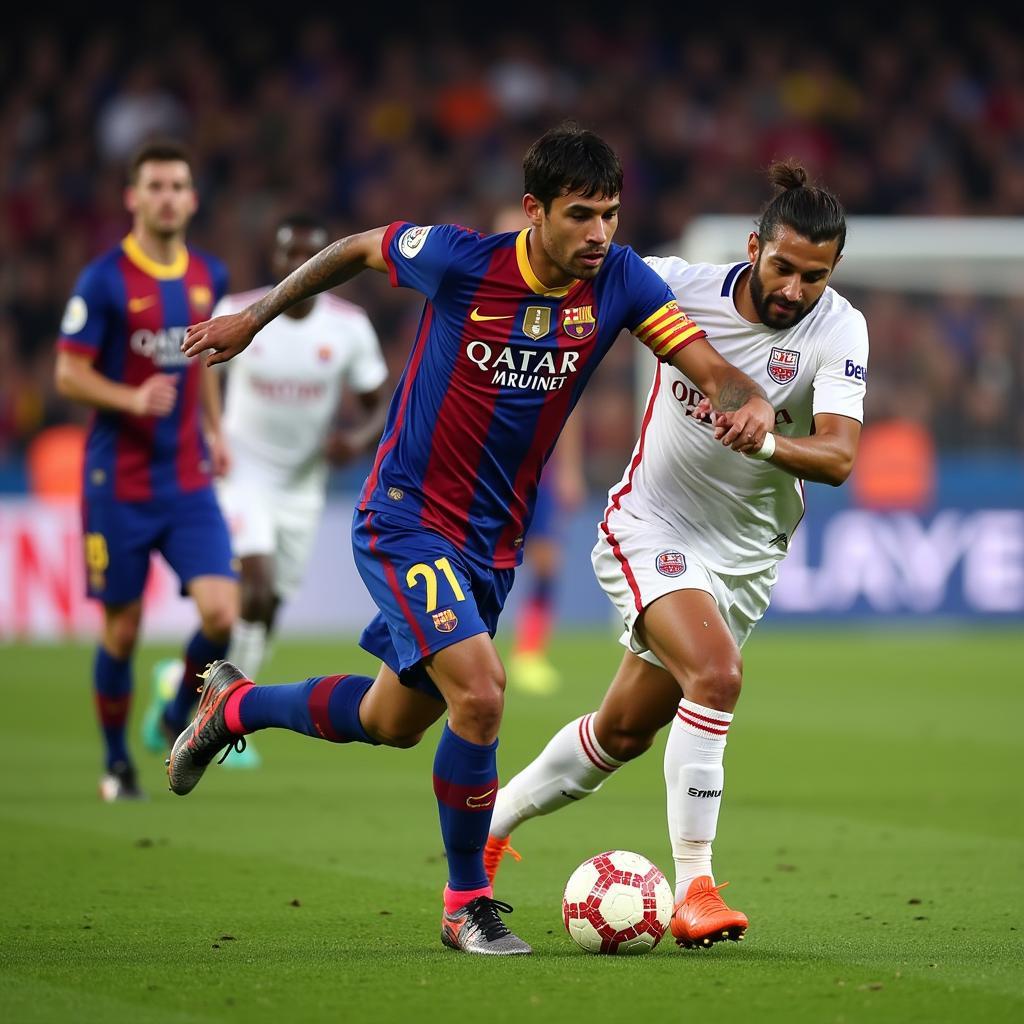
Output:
top-left (206, 430), bottom-right (231, 477)
top-left (711, 396), bottom-right (775, 453)
top-left (133, 373), bottom-right (178, 417)
top-left (182, 311), bottom-right (258, 366)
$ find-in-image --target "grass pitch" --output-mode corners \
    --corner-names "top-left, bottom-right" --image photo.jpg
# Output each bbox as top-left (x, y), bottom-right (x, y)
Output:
top-left (1, 627), bottom-right (1022, 1023)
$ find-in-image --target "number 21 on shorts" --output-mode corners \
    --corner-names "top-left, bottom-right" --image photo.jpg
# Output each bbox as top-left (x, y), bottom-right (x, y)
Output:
top-left (406, 557), bottom-right (466, 612)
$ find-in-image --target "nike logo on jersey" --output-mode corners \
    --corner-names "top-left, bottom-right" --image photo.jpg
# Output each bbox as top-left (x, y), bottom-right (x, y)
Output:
top-left (470, 308), bottom-right (514, 322)
top-left (128, 295), bottom-right (157, 313)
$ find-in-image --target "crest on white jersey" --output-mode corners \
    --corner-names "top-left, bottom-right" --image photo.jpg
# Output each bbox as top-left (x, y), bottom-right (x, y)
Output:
top-left (767, 346), bottom-right (800, 384)
top-left (656, 551), bottom-right (687, 577)
top-left (398, 225), bottom-right (432, 259)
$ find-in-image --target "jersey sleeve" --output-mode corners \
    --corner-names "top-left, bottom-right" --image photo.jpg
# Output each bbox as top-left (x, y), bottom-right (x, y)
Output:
top-left (346, 313), bottom-right (390, 394)
top-left (56, 263), bottom-right (113, 362)
top-left (625, 250), bottom-right (706, 362)
top-left (380, 222), bottom-right (476, 300)
top-left (811, 310), bottom-right (869, 422)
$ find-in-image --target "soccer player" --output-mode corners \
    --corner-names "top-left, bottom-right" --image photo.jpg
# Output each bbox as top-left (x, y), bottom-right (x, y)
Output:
top-left (144, 215), bottom-right (390, 761)
top-left (168, 123), bottom-right (774, 955)
top-left (54, 139), bottom-right (238, 801)
top-left (484, 163), bottom-right (868, 950)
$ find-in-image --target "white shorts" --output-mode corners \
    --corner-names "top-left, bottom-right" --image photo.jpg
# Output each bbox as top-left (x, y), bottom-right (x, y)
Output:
top-left (591, 508), bottom-right (777, 668)
top-left (216, 477), bottom-right (324, 600)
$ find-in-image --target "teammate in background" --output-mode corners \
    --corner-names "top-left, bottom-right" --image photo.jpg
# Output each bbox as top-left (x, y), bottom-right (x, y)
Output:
top-left (485, 163), bottom-right (868, 950)
top-left (169, 123), bottom-right (774, 955)
top-left (54, 139), bottom-right (238, 801)
top-left (144, 215), bottom-right (390, 763)
top-left (489, 204), bottom-right (587, 696)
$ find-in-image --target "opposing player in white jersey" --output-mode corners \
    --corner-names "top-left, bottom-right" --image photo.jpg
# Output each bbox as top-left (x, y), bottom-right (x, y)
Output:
top-left (484, 163), bottom-right (868, 949)
top-left (218, 214), bottom-right (390, 686)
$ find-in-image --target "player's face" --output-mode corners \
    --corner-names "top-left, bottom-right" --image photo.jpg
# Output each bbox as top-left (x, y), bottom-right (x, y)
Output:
top-left (747, 227), bottom-right (840, 329)
top-left (528, 191), bottom-right (620, 282)
top-left (125, 160), bottom-right (197, 238)
top-left (272, 225), bottom-right (329, 278)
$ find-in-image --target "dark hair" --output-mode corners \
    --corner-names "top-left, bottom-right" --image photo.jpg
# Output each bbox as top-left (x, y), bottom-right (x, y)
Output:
top-left (524, 121), bottom-right (623, 210)
top-left (757, 161), bottom-right (846, 256)
top-left (127, 138), bottom-right (193, 184)
top-left (276, 212), bottom-right (329, 237)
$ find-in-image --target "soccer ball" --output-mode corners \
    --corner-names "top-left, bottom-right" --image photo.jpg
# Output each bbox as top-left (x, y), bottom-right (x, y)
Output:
top-left (562, 850), bottom-right (674, 955)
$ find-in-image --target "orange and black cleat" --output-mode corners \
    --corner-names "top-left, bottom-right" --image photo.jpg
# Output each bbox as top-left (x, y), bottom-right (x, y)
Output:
top-left (483, 835), bottom-right (522, 886)
top-left (670, 876), bottom-right (748, 949)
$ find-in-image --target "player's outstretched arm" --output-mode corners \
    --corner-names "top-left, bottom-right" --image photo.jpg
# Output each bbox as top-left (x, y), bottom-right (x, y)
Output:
top-left (182, 227), bottom-right (390, 366)
top-left (55, 351), bottom-right (177, 417)
top-left (670, 339), bottom-right (774, 454)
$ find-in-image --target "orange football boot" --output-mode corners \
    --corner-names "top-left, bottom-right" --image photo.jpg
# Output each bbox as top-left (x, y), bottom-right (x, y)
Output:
top-left (483, 835), bottom-right (522, 885)
top-left (670, 876), bottom-right (748, 948)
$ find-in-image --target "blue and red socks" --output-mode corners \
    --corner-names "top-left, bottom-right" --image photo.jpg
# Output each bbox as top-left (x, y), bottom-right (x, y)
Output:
top-left (224, 673), bottom-right (377, 744)
top-left (433, 724), bottom-right (499, 903)
top-left (515, 578), bottom-right (555, 655)
top-left (164, 630), bottom-right (229, 733)
top-left (93, 647), bottom-right (132, 771)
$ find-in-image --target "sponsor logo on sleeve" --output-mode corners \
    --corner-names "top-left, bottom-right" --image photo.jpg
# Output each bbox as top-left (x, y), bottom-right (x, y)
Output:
top-left (767, 346), bottom-right (800, 384)
top-left (656, 551), bottom-right (687, 577)
top-left (845, 359), bottom-right (867, 381)
top-left (60, 296), bottom-right (88, 335)
top-left (398, 225), bottom-right (432, 259)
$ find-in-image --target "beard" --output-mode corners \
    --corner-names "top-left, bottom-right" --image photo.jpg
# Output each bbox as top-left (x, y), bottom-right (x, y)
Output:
top-left (749, 258), bottom-right (817, 329)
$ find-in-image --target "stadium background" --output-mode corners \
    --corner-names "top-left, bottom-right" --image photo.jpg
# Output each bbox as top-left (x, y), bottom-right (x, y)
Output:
top-left (1, 5), bottom-right (1022, 1022)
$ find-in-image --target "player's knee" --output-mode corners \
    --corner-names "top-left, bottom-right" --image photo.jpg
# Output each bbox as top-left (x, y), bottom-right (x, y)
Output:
top-left (103, 608), bottom-right (141, 659)
top-left (200, 602), bottom-right (236, 642)
top-left (600, 723), bottom-right (657, 763)
top-left (689, 656), bottom-right (743, 711)
top-left (240, 583), bottom-right (276, 624)
top-left (450, 678), bottom-right (505, 736)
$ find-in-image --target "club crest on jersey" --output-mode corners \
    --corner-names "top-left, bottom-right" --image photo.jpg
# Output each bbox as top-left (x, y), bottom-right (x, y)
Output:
top-left (189, 285), bottom-right (213, 312)
top-left (522, 306), bottom-right (551, 339)
top-left (432, 609), bottom-right (458, 632)
top-left (318, 346), bottom-right (332, 363)
top-left (562, 305), bottom-right (596, 339)
top-left (656, 551), bottom-right (687, 577)
top-left (768, 346), bottom-right (800, 384)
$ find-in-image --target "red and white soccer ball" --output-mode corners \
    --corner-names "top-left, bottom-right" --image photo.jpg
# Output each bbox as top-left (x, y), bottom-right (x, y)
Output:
top-left (562, 850), bottom-right (674, 955)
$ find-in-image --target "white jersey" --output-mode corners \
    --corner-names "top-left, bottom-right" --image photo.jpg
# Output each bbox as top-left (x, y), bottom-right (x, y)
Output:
top-left (605, 257), bottom-right (869, 575)
top-left (216, 289), bottom-right (388, 492)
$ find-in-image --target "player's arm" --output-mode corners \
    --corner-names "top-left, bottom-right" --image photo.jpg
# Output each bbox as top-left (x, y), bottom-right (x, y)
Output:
top-left (668, 338), bottom-right (774, 453)
top-left (325, 384), bottom-right (390, 465)
top-left (761, 413), bottom-right (860, 486)
top-left (182, 227), bottom-right (389, 366)
top-left (199, 360), bottom-right (230, 476)
top-left (54, 350), bottom-right (177, 417)
top-left (550, 406), bottom-right (587, 511)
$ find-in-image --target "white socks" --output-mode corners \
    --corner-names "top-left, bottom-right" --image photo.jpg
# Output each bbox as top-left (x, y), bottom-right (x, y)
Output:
top-left (489, 714), bottom-right (623, 838)
top-left (227, 619), bottom-right (268, 681)
top-left (664, 696), bottom-right (733, 900)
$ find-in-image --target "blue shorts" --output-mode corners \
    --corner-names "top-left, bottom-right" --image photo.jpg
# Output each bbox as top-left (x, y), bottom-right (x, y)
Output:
top-left (82, 486), bottom-right (237, 605)
top-left (353, 508), bottom-right (515, 702)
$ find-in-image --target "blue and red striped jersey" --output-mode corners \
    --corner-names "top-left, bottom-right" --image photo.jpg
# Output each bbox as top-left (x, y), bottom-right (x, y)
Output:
top-left (360, 223), bottom-right (705, 568)
top-left (57, 235), bottom-right (228, 502)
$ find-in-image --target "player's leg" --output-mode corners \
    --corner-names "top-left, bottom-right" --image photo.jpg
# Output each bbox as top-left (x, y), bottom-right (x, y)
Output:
top-left (227, 554), bottom-right (279, 680)
top-left (83, 498), bottom-right (153, 800)
top-left (154, 488), bottom-right (239, 739)
top-left (487, 649), bottom-right (678, 879)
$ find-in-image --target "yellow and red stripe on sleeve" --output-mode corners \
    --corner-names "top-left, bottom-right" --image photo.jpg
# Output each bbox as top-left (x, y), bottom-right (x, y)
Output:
top-left (632, 301), bottom-right (705, 362)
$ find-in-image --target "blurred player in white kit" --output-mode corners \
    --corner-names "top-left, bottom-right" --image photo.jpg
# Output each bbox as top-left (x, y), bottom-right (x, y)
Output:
top-left (485, 163), bottom-right (869, 950)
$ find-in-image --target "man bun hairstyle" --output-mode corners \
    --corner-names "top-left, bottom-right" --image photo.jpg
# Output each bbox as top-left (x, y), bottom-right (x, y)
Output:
top-left (524, 121), bottom-right (623, 210)
top-left (757, 160), bottom-right (846, 256)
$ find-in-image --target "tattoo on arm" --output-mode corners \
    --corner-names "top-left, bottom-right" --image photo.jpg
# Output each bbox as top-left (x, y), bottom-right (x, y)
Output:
top-left (716, 372), bottom-right (768, 412)
top-left (249, 238), bottom-right (363, 327)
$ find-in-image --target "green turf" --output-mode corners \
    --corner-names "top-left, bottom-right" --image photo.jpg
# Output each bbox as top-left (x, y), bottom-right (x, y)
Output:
top-left (1, 628), bottom-right (1022, 1023)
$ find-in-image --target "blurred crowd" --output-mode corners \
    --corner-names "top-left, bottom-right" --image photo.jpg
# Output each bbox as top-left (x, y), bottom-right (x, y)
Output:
top-left (2, 4), bottom-right (1022, 486)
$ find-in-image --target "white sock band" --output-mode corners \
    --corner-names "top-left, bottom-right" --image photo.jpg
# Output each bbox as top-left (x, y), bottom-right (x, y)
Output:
top-left (227, 619), bottom-right (268, 682)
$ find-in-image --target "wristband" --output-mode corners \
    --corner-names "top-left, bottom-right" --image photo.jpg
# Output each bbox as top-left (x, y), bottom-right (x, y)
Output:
top-left (747, 431), bottom-right (776, 461)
